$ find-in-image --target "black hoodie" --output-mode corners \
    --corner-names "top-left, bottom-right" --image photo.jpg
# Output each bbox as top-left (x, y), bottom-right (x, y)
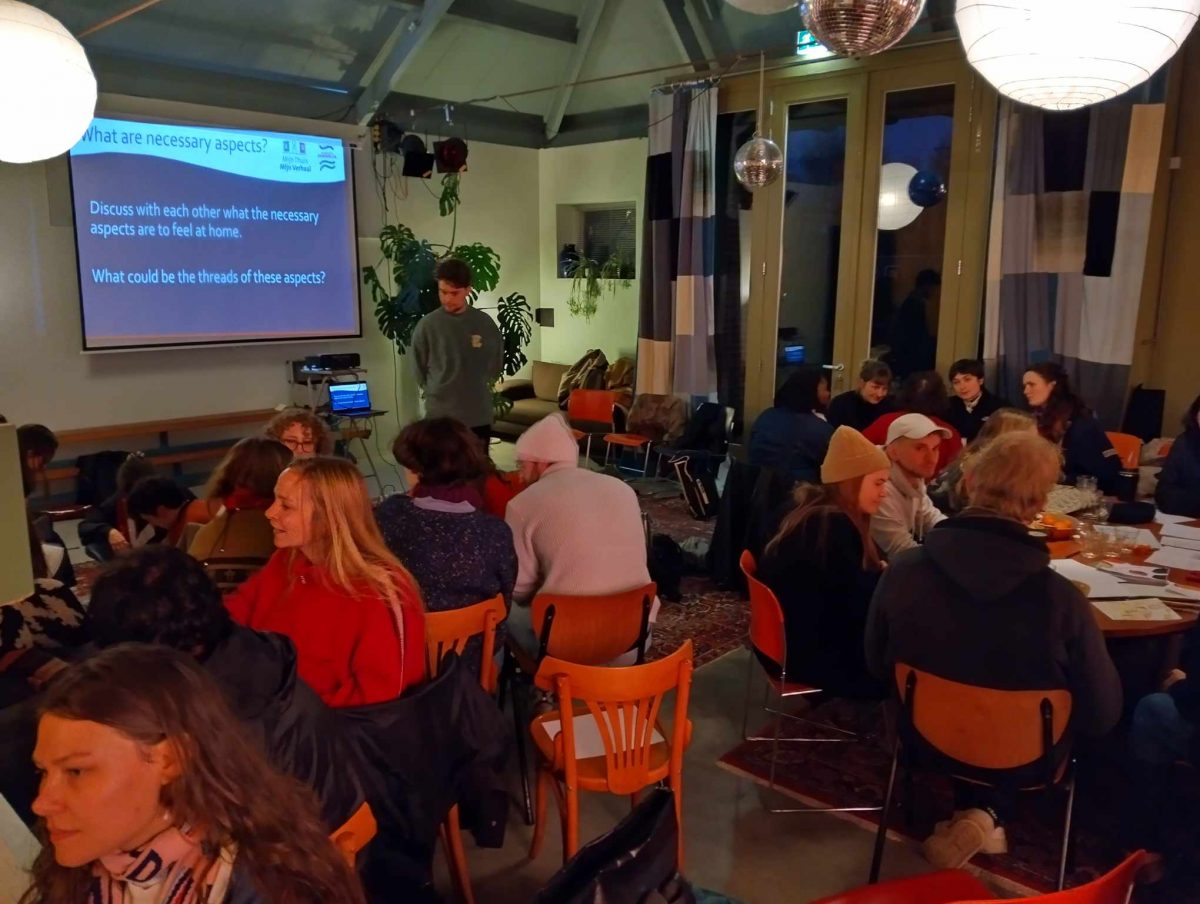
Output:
top-left (865, 512), bottom-right (1122, 738)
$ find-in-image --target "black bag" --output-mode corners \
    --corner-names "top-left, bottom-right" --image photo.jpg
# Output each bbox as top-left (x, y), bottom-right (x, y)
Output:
top-left (1122, 384), bottom-right (1165, 442)
top-left (74, 450), bottom-right (131, 505)
top-left (648, 534), bottom-right (685, 603)
top-left (671, 455), bottom-right (719, 521)
top-left (670, 402), bottom-right (728, 456)
top-left (536, 788), bottom-right (695, 904)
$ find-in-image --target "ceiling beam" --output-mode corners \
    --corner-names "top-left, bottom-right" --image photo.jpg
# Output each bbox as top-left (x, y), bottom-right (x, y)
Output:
top-left (378, 92), bottom-right (546, 147)
top-left (543, 0), bottom-right (607, 142)
top-left (548, 103), bottom-right (648, 147)
top-left (355, 0), bottom-right (453, 124)
top-left (692, 0), bottom-right (734, 58)
top-left (449, 0), bottom-right (577, 43)
top-left (660, 0), bottom-right (711, 73)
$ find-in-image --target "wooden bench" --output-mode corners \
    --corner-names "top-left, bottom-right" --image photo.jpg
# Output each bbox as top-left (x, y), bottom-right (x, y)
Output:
top-left (35, 408), bottom-right (277, 518)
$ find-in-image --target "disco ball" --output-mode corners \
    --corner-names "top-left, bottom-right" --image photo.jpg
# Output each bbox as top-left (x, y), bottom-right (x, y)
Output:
top-left (733, 135), bottom-right (784, 190)
top-left (800, 0), bottom-right (926, 57)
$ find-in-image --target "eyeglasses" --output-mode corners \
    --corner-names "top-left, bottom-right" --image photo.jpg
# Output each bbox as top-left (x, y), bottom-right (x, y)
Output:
top-left (281, 437), bottom-right (315, 453)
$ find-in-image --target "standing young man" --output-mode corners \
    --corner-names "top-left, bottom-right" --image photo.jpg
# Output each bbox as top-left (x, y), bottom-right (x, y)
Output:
top-left (411, 259), bottom-right (504, 445)
top-left (827, 359), bottom-right (896, 432)
top-left (947, 358), bottom-right (1009, 442)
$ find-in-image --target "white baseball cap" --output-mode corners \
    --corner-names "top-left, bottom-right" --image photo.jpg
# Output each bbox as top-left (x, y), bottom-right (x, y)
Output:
top-left (886, 413), bottom-right (951, 445)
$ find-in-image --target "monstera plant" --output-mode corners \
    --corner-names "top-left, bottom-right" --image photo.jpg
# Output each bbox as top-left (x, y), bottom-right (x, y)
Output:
top-left (362, 222), bottom-right (533, 416)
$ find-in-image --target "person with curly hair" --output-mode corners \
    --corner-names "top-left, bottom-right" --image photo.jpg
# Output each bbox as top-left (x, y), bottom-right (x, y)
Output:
top-left (264, 408), bottom-right (331, 459)
top-left (20, 643), bottom-right (365, 904)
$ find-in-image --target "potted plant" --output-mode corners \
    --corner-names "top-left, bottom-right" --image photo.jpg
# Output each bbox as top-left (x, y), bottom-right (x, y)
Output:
top-left (565, 251), bottom-right (632, 321)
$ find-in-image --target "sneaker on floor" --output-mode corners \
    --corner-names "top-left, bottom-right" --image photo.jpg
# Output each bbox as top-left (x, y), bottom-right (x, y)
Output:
top-left (923, 808), bottom-right (997, 869)
top-left (933, 812), bottom-right (1008, 855)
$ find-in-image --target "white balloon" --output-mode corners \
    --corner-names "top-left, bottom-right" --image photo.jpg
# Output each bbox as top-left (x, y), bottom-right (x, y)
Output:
top-left (956, 0), bottom-right (1199, 110)
top-left (0, 0), bottom-right (96, 163)
top-left (725, 0), bottom-right (800, 13)
top-left (877, 162), bottom-right (921, 231)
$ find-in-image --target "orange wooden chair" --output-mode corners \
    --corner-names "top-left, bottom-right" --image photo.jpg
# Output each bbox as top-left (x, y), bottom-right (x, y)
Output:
top-left (738, 551), bottom-right (865, 814)
top-left (329, 800), bottom-right (377, 868)
top-left (424, 594), bottom-right (507, 904)
top-left (1105, 431), bottom-right (1142, 470)
top-left (869, 664), bottom-right (1076, 890)
top-left (814, 849), bottom-right (1150, 903)
top-left (567, 389), bottom-right (619, 461)
top-left (528, 640), bottom-right (694, 868)
top-left (604, 402), bottom-right (655, 476)
top-left (499, 584), bottom-right (656, 825)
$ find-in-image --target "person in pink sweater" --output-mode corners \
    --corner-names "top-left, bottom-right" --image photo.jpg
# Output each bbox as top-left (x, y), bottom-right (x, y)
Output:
top-left (504, 414), bottom-right (656, 657)
top-left (226, 457), bottom-right (425, 707)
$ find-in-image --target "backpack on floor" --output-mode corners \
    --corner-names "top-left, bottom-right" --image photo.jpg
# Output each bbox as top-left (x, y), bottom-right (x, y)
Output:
top-left (648, 534), bottom-right (685, 603)
top-left (671, 454), bottom-right (719, 521)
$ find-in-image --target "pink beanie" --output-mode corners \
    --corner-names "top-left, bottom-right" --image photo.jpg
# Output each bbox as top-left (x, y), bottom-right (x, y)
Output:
top-left (515, 414), bottom-right (579, 465)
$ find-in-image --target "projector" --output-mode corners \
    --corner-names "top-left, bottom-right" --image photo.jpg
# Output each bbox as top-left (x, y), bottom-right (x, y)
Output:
top-left (303, 353), bottom-right (360, 371)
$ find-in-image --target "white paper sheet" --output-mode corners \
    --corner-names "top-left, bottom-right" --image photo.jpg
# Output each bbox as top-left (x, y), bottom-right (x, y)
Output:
top-left (1147, 547), bottom-right (1200, 570)
top-left (1162, 536), bottom-right (1200, 552)
top-left (1092, 599), bottom-right (1183, 622)
top-left (1161, 523), bottom-right (1200, 541)
top-left (542, 713), bottom-right (665, 760)
top-left (1050, 560), bottom-right (1200, 600)
top-left (1155, 512), bottom-right (1193, 525)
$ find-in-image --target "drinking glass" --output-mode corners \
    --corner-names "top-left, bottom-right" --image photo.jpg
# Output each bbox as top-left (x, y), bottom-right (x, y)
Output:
top-left (1077, 524), bottom-right (1105, 560)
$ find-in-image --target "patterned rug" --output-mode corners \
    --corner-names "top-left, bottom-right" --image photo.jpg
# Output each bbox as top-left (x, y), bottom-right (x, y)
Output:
top-left (717, 698), bottom-right (1200, 900)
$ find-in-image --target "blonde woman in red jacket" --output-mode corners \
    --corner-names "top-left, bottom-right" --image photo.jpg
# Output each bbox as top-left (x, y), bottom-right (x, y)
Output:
top-left (226, 457), bottom-right (425, 707)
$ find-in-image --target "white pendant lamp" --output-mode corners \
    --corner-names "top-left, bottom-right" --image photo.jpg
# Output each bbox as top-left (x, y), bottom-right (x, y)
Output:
top-left (877, 163), bottom-right (922, 231)
top-left (725, 0), bottom-right (799, 12)
top-left (0, 0), bottom-right (96, 163)
top-left (956, 0), bottom-right (1200, 111)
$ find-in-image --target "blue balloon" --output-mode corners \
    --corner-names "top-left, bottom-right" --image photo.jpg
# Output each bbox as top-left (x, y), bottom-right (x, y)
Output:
top-left (908, 170), bottom-right (946, 208)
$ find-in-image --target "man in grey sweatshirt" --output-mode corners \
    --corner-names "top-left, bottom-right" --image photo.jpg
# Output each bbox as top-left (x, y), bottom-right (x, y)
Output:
top-left (411, 258), bottom-right (504, 443)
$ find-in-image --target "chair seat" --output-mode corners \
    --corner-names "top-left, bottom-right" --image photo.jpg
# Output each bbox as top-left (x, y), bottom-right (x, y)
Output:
top-left (605, 433), bottom-right (651, 448)
top-left (809, 868), bottom-right (995, 904)
top-left (570, 429), bottom-right (585, 441)
top-left (531, 706), bottom-right (672, 790)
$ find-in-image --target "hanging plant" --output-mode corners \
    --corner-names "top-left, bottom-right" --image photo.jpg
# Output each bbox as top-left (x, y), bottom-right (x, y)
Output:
top-left (565, 252), bottom-right (632, 321)
top-left (438, 173), bottom-right (461, 217)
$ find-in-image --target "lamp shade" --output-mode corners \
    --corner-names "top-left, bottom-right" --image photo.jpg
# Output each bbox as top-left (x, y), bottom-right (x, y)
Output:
top-left (956, 0), bottom-right (1200, 110)
top-left (725, 0), bottom-right (799, 12)
top-left (800, 0), bottom-right (925, 57)
top-left (0, 0), bottom-right (96, 164)
top-left (877, 162), bottom-right (922, 230)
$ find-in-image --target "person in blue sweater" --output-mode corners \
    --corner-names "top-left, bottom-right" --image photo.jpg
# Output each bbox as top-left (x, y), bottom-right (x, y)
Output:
top-left (1022, 362), bottom-right (1120, 493)
top-left (748, 365), bottom-right (834, 484)
top-left (1156, 393), bottom-right (1200, 517)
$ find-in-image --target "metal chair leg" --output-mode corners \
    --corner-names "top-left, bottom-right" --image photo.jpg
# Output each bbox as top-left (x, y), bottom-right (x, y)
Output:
top-left (642, 443), bottom-right (652, 476)
top-left (1057, 765), bottom-right (1078, 891)
top-left (740, 647), bottom-right (757, 742)
top-left (511, 684), bottom-right (534, 825)
top-left (869, 741), bottom-right (902, 883)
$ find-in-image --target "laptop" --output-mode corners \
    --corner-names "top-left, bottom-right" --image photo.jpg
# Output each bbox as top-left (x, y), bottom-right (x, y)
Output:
top-left (329, 381), bottom-right (373, 415)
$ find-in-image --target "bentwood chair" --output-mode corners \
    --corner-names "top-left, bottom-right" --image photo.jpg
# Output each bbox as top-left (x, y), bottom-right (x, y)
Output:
top-left (498, 584), bottom-right (655, 825)
top-left (815, 850), bottom-right (1150, 904)
top-left (738, 551), bottom-right (868, 815)
top-left (869, 664), bottom-right (1077, 890)
top-left (330, 801), bottom-right (377, 868)
top-left (424, 594), bottom-right (507, 904)
top-left (528, 640), bottom-right (694, 867)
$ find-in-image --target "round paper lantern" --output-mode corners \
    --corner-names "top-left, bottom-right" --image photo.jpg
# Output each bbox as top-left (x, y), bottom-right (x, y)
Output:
top-left (908, 170), bottom-right (946, 208)
top-left (800, 0), bottom-right (925, 57)
top-left (956, 0), bottom-right (1200, 110)
top-left (877, 163), bottom-right (922, 230)
top-left (734, 135), bottom-right (784, 191)
top-left (724, 0), bottom-right (799, 13)
top-left (0, 0), bottom-right (96, 163)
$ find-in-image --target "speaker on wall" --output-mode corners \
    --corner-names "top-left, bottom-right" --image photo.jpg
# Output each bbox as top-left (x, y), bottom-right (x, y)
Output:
top-left (534, 308), bottom-right (555, 328)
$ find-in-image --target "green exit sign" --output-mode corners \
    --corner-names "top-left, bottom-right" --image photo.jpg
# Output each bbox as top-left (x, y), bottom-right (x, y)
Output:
top-left (796, 29), bottom-right (834, 60)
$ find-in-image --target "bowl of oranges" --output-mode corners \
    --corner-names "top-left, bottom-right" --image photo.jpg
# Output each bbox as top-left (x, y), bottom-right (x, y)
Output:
top-left (1030, 512), bottom-right (1079, 541)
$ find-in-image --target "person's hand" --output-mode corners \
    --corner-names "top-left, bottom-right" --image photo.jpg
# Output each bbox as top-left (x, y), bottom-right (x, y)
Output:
top-left (108, 528), bottom-right (129, 551)
top-left (1163, 668), bottom-right (1187, 691)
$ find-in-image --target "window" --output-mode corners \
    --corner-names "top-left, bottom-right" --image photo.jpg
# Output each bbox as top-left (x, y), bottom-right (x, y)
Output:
top-left (555, 202), bottom-right (636, 279)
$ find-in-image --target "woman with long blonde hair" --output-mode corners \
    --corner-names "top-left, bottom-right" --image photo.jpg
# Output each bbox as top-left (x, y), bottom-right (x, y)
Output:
top-left (21, 643), bottom-right (364, 904)
top-left (928, 408), bottom-right (1036, 515)
top-left (226, 457), bottom-right (425, 707)
top-left (757, 426), bottom-right (891, 699)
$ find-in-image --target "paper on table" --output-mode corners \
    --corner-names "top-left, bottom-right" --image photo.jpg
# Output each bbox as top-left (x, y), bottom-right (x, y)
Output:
top-left (1147, 546), bottom-right (1200, 570)
top-left (1050, 560), bottom-right (1200, 600)
top-left (1092, 599), bottom-right (1183, 622)
top-left (1161, 522), bottom-right (1200, 541)
top-left (1162, 536), bottom-right (1200, 552)
top-left (541, 713), bottom-right (665, 760)
top-left (1155, 511), bottom-right (1193, 525)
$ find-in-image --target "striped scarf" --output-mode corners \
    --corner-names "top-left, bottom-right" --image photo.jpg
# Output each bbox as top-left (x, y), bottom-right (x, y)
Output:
top-left (88, 826), bottom-right (236, 904)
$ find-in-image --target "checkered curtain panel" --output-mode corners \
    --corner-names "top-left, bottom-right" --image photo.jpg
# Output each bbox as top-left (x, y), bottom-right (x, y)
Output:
top-left (982, 92), bottom-right (1167, 426)
top-left (638, 86), bottom-right (718, 400)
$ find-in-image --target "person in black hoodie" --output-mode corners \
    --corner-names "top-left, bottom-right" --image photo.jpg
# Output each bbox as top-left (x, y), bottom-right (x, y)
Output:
top-left (866, 430), bottom-right (1122, 869)
top-left (748, 365), bottom-right (834, 484)
top-left (947, 358), bottom-right (1009, 442)
top-left (827, 359), bottom-right (896, 432)
top-left (76, 452), bottom-right (157, 560)
top-left (0, 546), bottom-right (364, 833)
top-left (1022, 361), bottom-right (1120, 493)
top-left (758, 426), bottom-right (892, 698)
top-left (1155, 392), bottom-right (1200, 517)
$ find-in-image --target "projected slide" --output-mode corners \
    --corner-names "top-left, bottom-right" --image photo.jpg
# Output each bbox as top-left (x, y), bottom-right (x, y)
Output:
top-left (69, 117), bottom-right (360, 349)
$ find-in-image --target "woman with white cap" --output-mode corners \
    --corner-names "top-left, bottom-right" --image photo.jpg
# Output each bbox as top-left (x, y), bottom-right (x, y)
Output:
top-left (757, 426), bottom-right (891, 698)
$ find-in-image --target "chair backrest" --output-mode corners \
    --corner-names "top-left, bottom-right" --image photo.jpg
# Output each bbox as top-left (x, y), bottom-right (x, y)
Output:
top-left (568, 389), bottom-right (618, 428)
top-left (330, 801), bottom-right (377, 867)
top-left (1105, 431), bottom-right (1142, 470)
top-left (533, 640), bottom-right (694, 795)
top-left (952, 849), bottom-right (1149, 904)
top-left (531, 584), bottom-right (655, 666)
top-left (424, 594), bottom-right (507, 693)
top-left (895, 664), bottom-right (1072, 773)
top-left (738, 551), bottom-right (787, 671)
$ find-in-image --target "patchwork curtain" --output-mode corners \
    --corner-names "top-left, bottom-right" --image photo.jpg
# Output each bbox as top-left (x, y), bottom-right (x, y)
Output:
top-left (982, 89), bottom-right (1167, 426)
top-left (638, 86), bottom-right (718, 401)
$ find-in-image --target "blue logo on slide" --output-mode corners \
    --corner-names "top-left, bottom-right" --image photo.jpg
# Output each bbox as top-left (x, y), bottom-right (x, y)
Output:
top-left (71, 117), bottom-right (347, 185)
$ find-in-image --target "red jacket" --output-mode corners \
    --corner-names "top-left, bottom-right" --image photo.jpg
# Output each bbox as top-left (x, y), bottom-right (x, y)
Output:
top-left (863, 411), bottom-right (964, 476)
top-left (226, 550), bottom-right (425, 707)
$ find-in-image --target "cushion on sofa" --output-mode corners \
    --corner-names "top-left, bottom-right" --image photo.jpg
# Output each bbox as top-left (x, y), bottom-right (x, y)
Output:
top-left (531, 361), bottom-right (570, 402)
